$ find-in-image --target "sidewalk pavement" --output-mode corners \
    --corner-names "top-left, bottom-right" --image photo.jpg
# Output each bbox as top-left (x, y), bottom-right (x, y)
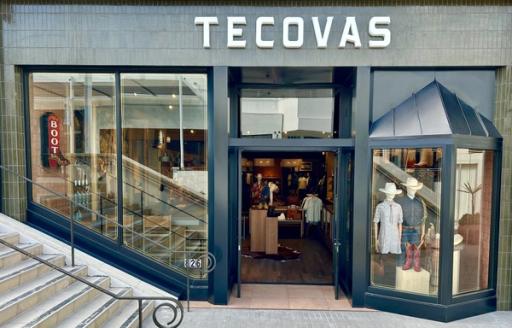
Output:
top-left (178, 308), bottom-right (512, 327)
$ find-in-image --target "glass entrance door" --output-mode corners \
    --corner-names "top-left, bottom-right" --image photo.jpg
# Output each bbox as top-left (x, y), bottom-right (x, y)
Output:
top-left (233, 149), bottom-right (345, 298)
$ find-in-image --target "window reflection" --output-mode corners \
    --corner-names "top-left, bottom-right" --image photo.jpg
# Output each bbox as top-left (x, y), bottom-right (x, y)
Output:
top-left (371, 148), bottom-right (442, 296)
top-left (454, 149), bottom-right (493, 294)
top-left (121, 74), bottom-right (208, 277)
top-left (29, 73), bottom-right (118, 239)
top-left (240, 88), bottom-right (334, 139)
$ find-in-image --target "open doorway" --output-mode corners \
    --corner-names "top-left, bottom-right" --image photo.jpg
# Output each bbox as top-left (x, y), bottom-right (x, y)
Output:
top-left (240, 151), bottom-right (336, 285)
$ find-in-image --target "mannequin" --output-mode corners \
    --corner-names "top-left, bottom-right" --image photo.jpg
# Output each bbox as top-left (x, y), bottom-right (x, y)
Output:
top-left (268, 181), bottom-right (279, 206)
top-left (251, 173), bottom-right (264, 205)
top-left (373, 183), bottom-right (403, 254)
top-left (297, 173), bottom-right (309, 199)
top-left (396, 177), bottom-right (426, 272)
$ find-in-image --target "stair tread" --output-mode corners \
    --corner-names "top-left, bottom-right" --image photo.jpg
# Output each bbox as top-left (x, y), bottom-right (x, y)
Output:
top-left (5, 275), bottom-right (110, 327)
top-left (0, 232), bottom-right (20, 241)
top-left (58, 286), bottom-right (132, 328)
top-left (0, 243), bottom-right (41, 258)
top-left (102, 299), bottom-right (153, 328)
top-left (0, 254), bottom-right (63, 281)
top-left (0, 265), bottom-right (87, 310)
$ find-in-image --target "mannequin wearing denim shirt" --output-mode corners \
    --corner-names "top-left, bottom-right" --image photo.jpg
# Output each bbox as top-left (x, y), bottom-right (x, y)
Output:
top-left (395, 178), bottom-right (427, 271)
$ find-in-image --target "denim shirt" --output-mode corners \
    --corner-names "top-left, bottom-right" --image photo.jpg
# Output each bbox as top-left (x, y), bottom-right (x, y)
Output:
top-left (395, 195), bottom-right (426, 227)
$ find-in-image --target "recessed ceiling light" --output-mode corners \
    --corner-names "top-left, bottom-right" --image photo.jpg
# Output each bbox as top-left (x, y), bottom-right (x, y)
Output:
top-left (190, 129), bottom-right (195, 134)
top-left (172, 94), bottom-right (177, 98)
top-left (169, 105), bottom-right (173, 109)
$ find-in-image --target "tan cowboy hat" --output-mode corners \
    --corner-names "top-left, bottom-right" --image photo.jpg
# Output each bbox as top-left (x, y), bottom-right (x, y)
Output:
top-left (402, 177), bottom-right (423, 190)
top-left (378, 182), bottom-right (402, 195)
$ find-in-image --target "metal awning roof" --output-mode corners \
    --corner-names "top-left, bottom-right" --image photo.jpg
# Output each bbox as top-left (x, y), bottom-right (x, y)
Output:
top-left (370, 81), bottom-right (501, 139)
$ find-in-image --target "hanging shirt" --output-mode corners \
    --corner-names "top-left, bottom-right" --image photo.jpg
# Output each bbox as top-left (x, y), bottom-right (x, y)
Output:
top-left (301, 195), bottom-right (323, 223)
top-left (373, 199), bottom-right (403, 254)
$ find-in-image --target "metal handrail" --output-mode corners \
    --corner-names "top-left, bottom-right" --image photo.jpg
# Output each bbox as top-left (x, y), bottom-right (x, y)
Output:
top-left (0, 165), bottom-right (207, 279)
top-left (119, 177), bottom-right (207, 225)
top-left (120, 156), bottom-right (207, 205)
top-left (0, 237), bottom-right (184, 328)
top-left (53, 174), bottom-right (203, 240)
top-left (112, 163), bottom-right (208, 224)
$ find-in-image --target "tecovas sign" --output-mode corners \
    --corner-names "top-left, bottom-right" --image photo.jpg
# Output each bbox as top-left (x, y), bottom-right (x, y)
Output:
top-left (195, 16), bottom-right (391, 49)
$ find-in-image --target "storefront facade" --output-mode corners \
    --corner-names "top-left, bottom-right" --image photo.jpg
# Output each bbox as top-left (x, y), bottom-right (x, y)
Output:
top-left (0, 1), bottom-right (511, 322)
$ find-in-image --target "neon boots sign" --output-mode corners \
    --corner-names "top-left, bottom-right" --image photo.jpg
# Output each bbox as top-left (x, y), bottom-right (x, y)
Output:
top-left (195, 16), bottom-right (391, 49)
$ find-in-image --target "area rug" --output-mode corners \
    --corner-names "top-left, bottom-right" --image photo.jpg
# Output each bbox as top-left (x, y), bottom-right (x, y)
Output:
top-left (242, 245), bottom-right (301, 261)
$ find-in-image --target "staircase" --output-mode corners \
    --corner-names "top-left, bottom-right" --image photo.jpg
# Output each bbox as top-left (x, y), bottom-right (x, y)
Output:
top-left (0, 227), bottom-right (178, 328)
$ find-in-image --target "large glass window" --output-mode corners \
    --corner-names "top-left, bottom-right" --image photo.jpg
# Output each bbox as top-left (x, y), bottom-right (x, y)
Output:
top-left (29, 73), bottom-right (118, 239)
top-left (121, 73), bottom-right (208, 277)
top-left (240, 88), bottom-right (335, 139)
top-left (454, 149), bottom-right (493, 294)
top-left (29, 71), bottom-right (209, 278)
top-left (370, 148), bottom-right (442, 296)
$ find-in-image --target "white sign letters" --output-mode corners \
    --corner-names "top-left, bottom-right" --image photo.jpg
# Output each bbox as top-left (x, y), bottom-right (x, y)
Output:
top-left (195, 16), bottom-right (391, 49)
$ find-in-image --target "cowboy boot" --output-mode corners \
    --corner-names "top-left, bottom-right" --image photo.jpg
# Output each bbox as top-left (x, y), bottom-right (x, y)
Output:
top-left (402, 244), bottom-right (413, 270)
top-left (413, 246), bottom-right (421, 272)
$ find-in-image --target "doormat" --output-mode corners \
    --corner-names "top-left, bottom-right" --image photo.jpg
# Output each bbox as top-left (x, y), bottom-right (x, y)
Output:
top-left (242, 245), bottom-right (301, 261)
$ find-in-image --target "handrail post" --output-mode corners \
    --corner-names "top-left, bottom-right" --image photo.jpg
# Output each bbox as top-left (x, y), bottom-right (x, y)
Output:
top-left (186, 233), bottom-right (190, 312)
top-left (138, 299), bottom-right (143, 328)
top-left (140, 190), bottom-right (144, 216)
top-left (99, 196), bottom-right (104, 235)
top-left (70, 200), bottom-right (75, 267)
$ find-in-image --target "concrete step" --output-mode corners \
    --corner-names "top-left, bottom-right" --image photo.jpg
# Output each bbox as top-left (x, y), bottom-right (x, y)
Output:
top-left (5, 275), bottom-right (111, 328)
top-left (101, 299), bottom-right (154, 328)
top-left (0, 232), bottom-right (20, 249)
top-left (0, 254), bottom-right (66, 294)
top-left (58, 286), bottom-right (133, 328)
top-left (0, 265), bottom-right (88, 325)
top-left (0, 243), bottom-right (43, 269)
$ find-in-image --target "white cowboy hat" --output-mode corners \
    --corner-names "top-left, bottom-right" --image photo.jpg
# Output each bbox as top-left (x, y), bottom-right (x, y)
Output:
top-left (402, 177), bottom-right (423, 190)
top-left (379, 182), bottom-right (402, 195)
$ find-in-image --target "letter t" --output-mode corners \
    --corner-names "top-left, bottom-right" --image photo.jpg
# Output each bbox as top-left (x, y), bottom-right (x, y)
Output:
top-left (195, 17), bottom-right (219, 48)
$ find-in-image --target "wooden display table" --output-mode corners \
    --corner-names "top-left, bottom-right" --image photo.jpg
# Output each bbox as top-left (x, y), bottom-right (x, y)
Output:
top-left (265, 216), bottom-right (278, 254)
top-left (249, 209), bottom-right (267, 252)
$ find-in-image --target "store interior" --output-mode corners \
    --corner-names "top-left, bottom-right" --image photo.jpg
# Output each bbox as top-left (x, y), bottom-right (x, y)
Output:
top-left (240, 151), bottom-right (336, 285)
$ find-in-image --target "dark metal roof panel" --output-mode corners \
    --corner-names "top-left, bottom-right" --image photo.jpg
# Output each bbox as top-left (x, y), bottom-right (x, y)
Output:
top-left (394, 96), bottom-right (421, 136)
top-left (415, 82), bottom-right (452, 135)
top-left (436, 82), bottom-right (471, 135)
top-left (370, 107), bottom-right (395, 138)
top-left (480, 114), bottom-right (502, 138)
top-left (459, 99), bottom-right (487, 137)
top-left (370, 80), bottom-right (502, 139)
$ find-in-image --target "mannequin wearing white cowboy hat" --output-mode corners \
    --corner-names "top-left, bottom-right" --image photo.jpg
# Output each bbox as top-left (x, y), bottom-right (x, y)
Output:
top-left (373, 183), bottom-right (403, 255)
top-left (396, 177), bottom-right (427, 272)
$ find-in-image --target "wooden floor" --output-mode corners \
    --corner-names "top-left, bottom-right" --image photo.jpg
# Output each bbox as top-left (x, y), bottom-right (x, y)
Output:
top-left (241, 237), bottom-right (333, 284)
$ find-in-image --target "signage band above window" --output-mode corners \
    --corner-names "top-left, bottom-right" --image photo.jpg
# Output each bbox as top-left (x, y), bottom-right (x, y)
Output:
top-left (195, 16), bottom-right (391, 49)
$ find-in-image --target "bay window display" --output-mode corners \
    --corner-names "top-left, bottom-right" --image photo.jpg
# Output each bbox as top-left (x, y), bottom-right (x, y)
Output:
top-left (454, 149), bottom-right (493, 294)
top-left (29, 73), bottom-right (118, 239)
top-left (371, 147), bottom-right (442, 296)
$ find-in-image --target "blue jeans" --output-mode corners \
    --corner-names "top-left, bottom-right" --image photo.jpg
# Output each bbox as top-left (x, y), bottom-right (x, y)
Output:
top-left (398, 228), bottom-right (420, 266)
